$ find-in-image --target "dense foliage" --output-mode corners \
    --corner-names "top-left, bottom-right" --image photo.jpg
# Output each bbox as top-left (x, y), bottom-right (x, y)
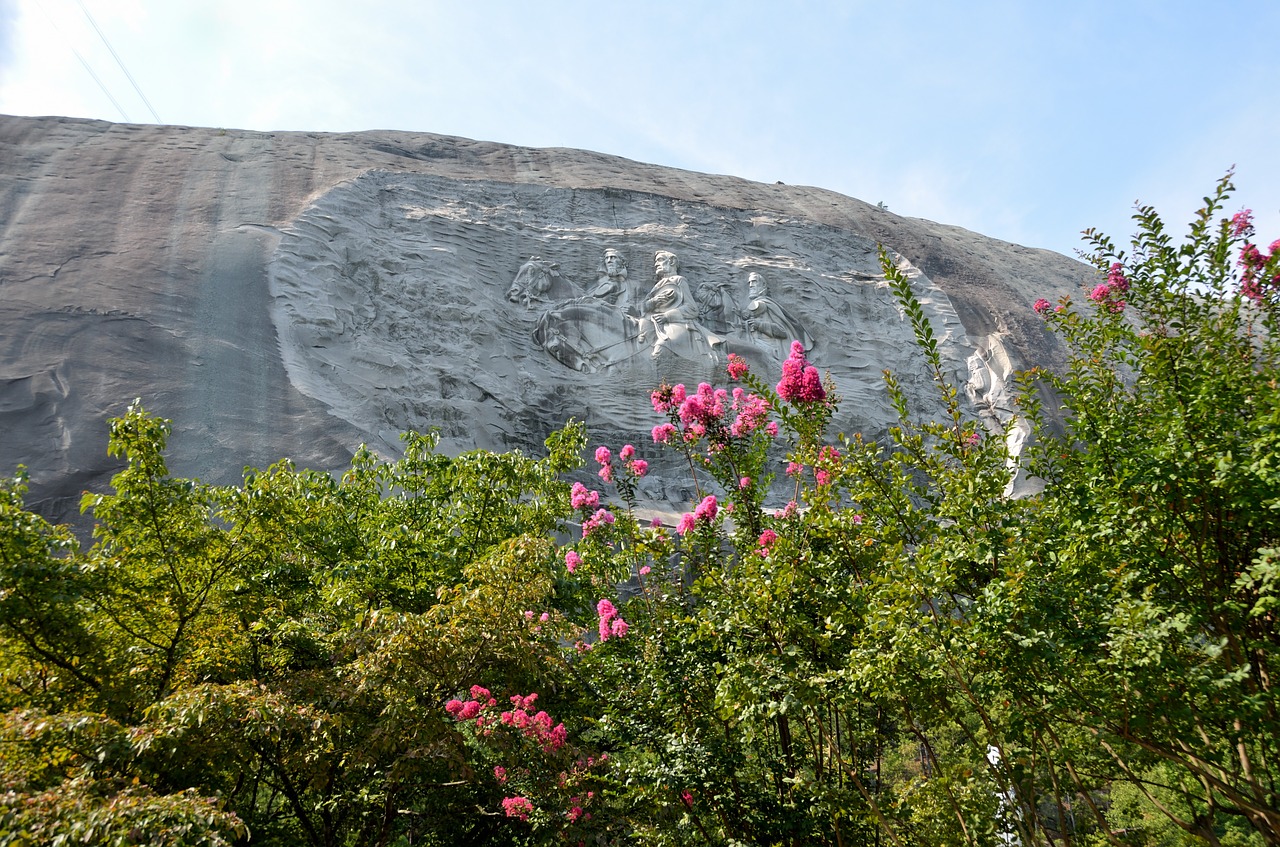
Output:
top-left (2, 177), bottom-right (1277, 846)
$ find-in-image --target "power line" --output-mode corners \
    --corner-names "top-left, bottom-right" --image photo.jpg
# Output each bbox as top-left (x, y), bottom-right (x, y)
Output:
top-left (70, 42), bottom-right (132, 121)
top-left (35, 0), bottom-right (131, 122)
top-left (75, 0), bottom-right (162, 124)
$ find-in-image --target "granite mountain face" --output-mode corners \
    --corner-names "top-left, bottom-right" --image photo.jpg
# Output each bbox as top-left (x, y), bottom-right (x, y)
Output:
top-left (0, 115), bottom-right (1088, 522)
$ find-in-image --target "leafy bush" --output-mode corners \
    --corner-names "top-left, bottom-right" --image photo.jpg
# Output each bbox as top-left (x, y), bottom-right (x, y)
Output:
top-left (1, 176), bottom-right (1277, 846)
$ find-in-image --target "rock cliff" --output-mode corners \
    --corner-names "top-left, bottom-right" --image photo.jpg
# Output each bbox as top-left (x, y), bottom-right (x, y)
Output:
top-left (0, 115), bottom-right (1090, 522)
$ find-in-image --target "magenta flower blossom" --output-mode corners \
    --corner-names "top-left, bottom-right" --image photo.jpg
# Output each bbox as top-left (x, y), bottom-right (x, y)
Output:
top-left (445, 699), bottom-right (464, 716)
top-left (815, 469), bottom-right (831, 487)
top-left (494, 765), bottom-right (508, 783)
top-left (596, 598), bottom-right (628, 641)
top-left (1107, 262), bottom-right (1130, 292)
top-left (775, 500), bottom-right (798, 519)
top-left (1239, 241), bottom-right (1279, 301)
top-left (651, 382), bottom-right (688, 413)
top-left (459, 700), bottom-right (482, 720)
top-left (965, 432), bottom-right (981, 446)
top-left (598, 464), bottom-right (614, 482)
top-left (758, 529), bottom-right (778, 548)
top-left (652, 423), bottom-right (677, 443)
top-left (729, 390), bottom-right (771, 437)
top-left (786, 461), bottom-right (803, 477)
top-left (567, 806), bottom-right (585, 823)
top-left (540, 612), bottom-right (550, 623)
top-left (676, 512), bottom-right (697, 535)
top-left (629, 459), bottom-right (649, 477)
top-left (581, 508), bottom-right (615, 538)
top-left (502, 797), bottom-right (534, 821)
top-left (470, 685), bottom-right (491, 700)
top-left (1090, 281), bottom-right (1127, 313)
top-left (694, 494), bottom-right (718, 523)
top-left (1231, 208), bottom-right (1255, 238)
top-left (739, 476), bottom-right (751, 489)
top-left (570, 482), bottom-right (599, 510)
top-left (727, 353), bottom-right (750, 380)
top-left (620, 444), bottom-right (635, 460)
top-left (776, 341), bottom-right (826, 403)
top-left (678, 382), bottom-right (729, 432)
top-left (639, 565), bottom-right (651, 575)
top-left (1033, 298), bottom-right (1052, 315)
top-left (594, 446), bottom-right (611, 465)
top-left (564, 550), bottom-right (581, 573)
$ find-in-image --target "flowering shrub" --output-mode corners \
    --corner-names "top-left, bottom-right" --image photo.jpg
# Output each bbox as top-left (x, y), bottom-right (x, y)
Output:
top-left (775, 339), bottom-right (827, 403)
top-left (7, 178), bottom-right (1277, 847)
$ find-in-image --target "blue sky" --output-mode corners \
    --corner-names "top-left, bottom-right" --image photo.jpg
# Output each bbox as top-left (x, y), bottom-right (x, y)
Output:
top-left (1, 0), bottom-right (1276, 260)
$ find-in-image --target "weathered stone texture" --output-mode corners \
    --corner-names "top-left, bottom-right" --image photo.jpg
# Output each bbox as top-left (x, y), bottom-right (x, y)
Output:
top-left (0, 115), bottom-right (1089, 522)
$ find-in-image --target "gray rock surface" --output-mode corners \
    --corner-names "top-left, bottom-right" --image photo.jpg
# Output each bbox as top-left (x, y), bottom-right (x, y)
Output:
top-left (0, 115), bottom-right (1090, 524)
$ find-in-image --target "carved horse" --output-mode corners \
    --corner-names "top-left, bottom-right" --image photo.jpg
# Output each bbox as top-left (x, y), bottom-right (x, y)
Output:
top-left (507, 258), bottom-right (561, 308)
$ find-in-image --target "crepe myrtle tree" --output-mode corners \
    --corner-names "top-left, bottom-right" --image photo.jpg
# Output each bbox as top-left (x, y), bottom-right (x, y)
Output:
top-left (524, 175), bottom-right (1279, 847)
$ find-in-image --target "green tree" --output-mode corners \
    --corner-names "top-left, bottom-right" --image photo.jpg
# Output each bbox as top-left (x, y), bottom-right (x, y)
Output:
top-left (1, 406), bottom-right (585, 846)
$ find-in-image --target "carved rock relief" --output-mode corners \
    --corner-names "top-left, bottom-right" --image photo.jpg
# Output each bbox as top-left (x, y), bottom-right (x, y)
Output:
top-left (268, 170), bottom-right (1024, 501)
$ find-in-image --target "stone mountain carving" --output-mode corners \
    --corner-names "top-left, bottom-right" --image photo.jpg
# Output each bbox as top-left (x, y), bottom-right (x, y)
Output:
top-left (531, 248), bottom-right (805, 379)
top-left (742, 271), bottom-right (813, 359)
top-left (267, 169), bottom-right (1035, 501)
top-left (0, 115), bottom-right (1090, 524)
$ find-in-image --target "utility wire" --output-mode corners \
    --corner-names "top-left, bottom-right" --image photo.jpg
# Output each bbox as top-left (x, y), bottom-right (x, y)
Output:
top-left (75, 0), bottom-right (162, 123)
top-left (70, 42), bottom-right (133, 121)
top-left (35, 0), bottom-right (131, 121)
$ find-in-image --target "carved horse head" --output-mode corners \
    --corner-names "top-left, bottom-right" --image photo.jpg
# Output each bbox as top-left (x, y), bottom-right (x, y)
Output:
top-left (507, 257), bottom-right (561, 308)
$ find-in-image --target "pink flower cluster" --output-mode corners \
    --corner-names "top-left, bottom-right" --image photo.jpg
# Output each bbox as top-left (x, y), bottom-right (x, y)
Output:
top-left (757, 528), bottom-right (777, 556)
top-left (595, 446), bottom-right (613, 482)
top-left (726, 353), bottom-right (750, 381)
top-left (729, 387), bottom-right (771, 437)
top-left (595, 443), bottom-right (649, 481)
top-left (652, 379), bottom-right (776, 447)
top-left (676, 494), bottom-right (719, 535)
top-left (1232, 208), bottom-right (1255, 238)
top-left (1239, 236), bottom-right (1280, 303)
top-left (581, 508), bottom-right (615, 538)
top-left (650, 383), bottom-right (688, 414)
top-left (1033, 298), bottom-right (1052, 315)
top-left (564, 550), bottom-right (581, 573)
top-left (652, 422), bottom-right (677, 443)
top-left (498, 692), bottom-right (568, 753)
top-left (502, 796), bottom-right (534, 821)
top-left (814, 445), bottom-right (841, 487)
top-left (445, 685), bottom-right (500, 725)
top-left (596, 598), bottom-right (629, 641)
top-left (677, 382), bottom-right (728, 439)
top-left (1088, 263), bottom-right (1130, 313)
top-left (776, 341), bottom-right (826, 403)
top-left (570, 482), bottom-right (599, 510)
